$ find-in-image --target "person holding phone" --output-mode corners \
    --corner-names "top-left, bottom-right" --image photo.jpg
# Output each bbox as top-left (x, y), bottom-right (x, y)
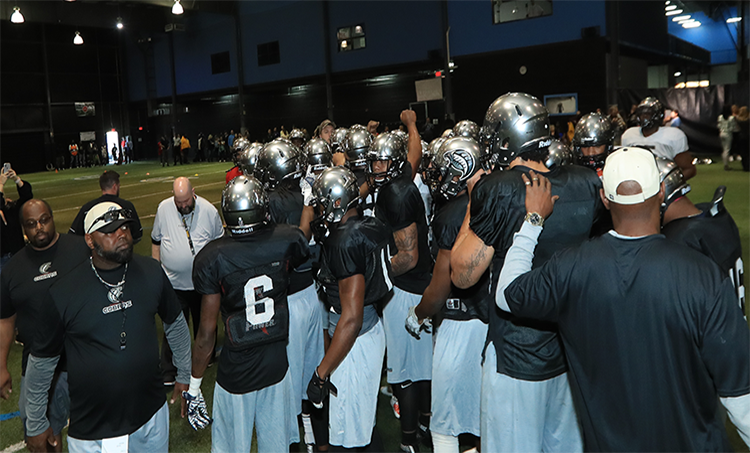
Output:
top-left (0, 163), bottom-right (33, 270)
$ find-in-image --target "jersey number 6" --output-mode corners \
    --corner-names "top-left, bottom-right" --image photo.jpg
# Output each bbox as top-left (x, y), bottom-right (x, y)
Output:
top-left (244, 275), bottom-right (275, 326)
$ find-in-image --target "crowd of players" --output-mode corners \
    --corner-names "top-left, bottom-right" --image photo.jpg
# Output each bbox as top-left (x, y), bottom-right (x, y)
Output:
top-left (2, 92), bottom-right (748, 453)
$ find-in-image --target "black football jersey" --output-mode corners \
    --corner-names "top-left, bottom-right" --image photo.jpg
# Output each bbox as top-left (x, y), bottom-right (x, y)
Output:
top-left (318, 216), bottom-right (395, 314)
top-left (268, 180), bottom-right (314, 293)
top-left (663, 202), bottom-right (744, 316)
top-left (374, 162), bottom-right (432, 294)
top-left (432, 193), bottom-right (490, 322)
top-left (192, 224), bottom-right (309, 394)
top-left (470, 164), bottom-right (602, 381)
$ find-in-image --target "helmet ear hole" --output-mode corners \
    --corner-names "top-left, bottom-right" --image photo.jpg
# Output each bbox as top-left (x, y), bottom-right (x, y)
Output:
top-left (515, 105), bottom-right (523, 117)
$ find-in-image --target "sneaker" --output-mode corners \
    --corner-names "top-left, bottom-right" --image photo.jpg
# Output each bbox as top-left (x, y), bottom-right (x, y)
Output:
top-left (380, 385), bottom-right (393, 397)
top-left (417, 424), bottom-right (432, 448)
top-left (391, 395), bottom-right (400, 419)
top-left (400, 443), bottom-right (417, 453)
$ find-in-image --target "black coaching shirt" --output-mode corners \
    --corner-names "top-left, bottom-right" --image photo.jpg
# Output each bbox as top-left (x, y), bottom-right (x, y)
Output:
top-left (192, 224), bottom-right (309, 394)
top-left (33, 255), bottom-right (182, 440)
top-left (318, 215), bottom-right (395, 314)
top-left (268, 180), bottom-right (314, 294)
top-left (470, 165), bottom-right (601, 380)
top-left (374, 162), bottom-right (432, 294)
top-left (505, 234), bottom-right (750, 452)
top-left (0, 234), bottom-right (90, 374)
top-left (432, 193), bottom-right (490, 322)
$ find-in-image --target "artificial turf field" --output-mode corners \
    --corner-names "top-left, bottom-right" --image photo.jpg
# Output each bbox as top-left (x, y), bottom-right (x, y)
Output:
top-left (0, 158), bottom-right (748, 452)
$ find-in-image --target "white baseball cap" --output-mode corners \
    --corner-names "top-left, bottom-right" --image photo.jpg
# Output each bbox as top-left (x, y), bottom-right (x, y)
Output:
top-left (84, 202), bottom-right (134, 234)
top-left (602, 147), bottom-right (660, 205)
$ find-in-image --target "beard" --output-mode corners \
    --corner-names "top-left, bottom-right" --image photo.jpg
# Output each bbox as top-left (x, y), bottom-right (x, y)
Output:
top-left (93, 241), bottom-right (133, 264)
top-left (177, 199), bottom-right (195, 215)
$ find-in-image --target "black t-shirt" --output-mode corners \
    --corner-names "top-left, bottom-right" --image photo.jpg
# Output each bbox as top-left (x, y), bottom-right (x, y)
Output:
top-left (69, 194), bottom-right (143, 242)
top-left (374, 163), bottom-right (432, 294)
top-left (663, 204), bottom-right (744, 314)
top-left (0, 234), bottom-right (90, 373)
top-left (33, 255), bottom-right (182, 440)
top-left (268, 180), bottom-right (313, 294)
top-left (505, 234), bottom-right (750, 452)
top-left (470, 165), bottom-right (601, 380)
top-left (432, 194), bottom-right (490, 322)
top-left (192, 224), bottom-right (309, 394)
top-left (318, 216), bottom-right (395, 314)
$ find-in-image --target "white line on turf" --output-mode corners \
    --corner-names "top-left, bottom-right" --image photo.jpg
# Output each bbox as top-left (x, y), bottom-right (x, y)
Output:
top-left (1, 441), bottom-right (25, 453)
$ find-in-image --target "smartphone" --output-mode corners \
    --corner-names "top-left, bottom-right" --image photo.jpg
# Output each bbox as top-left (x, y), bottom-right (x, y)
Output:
top-left (2, 163), bottom-right (10, 174)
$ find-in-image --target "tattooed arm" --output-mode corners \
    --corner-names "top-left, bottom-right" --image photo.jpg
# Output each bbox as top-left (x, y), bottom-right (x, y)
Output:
top-left (391, 222), bottom-right (419, 277)
top-left (451, 203), bottom-right (494, 289)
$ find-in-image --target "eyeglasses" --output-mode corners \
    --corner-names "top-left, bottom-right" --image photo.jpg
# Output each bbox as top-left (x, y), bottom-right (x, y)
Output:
top-left (23, 215), bottom-right (53, 229)
top-left (87, 208), bottom-right (133, 233)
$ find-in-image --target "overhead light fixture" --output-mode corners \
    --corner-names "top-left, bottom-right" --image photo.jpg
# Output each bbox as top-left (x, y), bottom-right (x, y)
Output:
top-left (665, 5), bottom-right (677, 11)
top-left (678, 17), bottom-right (694, 24)
top-left (665, 0), bottom-right (670, 4)
top-left (682, 20), bottom-right (701, 28)
top-left (699, 80), bottom-right (709, 87)
top-left (672, 15), bottom-right (691, 21)
top-left (674, 71), bottom-right (682, 77)
top-left (340, 40), bottom-right (348, 49)
top-left (726, 17), bottom-right (741, 23)
top-left (10, 6), bottom-right (24, 23)
top-left (665, 9), bottom-right (684, 16)
top-left (73, 31), bottom-right (83, 45)
top-left (116, 17), bottom-right (123, 29)
top-left (172, 0), bottom-right (184, 15)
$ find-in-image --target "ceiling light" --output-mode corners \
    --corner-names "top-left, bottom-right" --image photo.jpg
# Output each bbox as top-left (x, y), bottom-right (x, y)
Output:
top-left (116, 17), bottom-right (123, 29)
top-left (674, 71), bottom-right (682, 77)
top-left (678, 17), bottom-right (695, 24)
top-left (665, 9), bottom-right (684, 16)
top-left (10, 6), bottom-right (24, 23)
top-left (341, 40), bottom-right (348, 48)
top-left (172, 0), bottom-right (184, 15)
top-left (726, 17), bottom-right (741, 23)
top-left (699, 80), bottom-right (709, 87)
top-left (665, 0), bottom-right (670, 3)
top-left (682, 21), bottom-right (701, 28)
top-left (672, 15), bottom-right (691, 21)
top-left (665, 5), bottom-right (677, 11)
top-left (73, 31), bottom-right (83, 45)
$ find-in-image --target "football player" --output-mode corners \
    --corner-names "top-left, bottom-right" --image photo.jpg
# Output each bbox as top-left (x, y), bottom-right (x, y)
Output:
top-left (367, 131), bottom-right (433, 452)
top-left (658, 158), bottom-right (744, 317)
top-left (571, 112), bottom-right (614, 177)
top-left (254, 140), bottom-right (327, 450)
top-left (225, 137), bottom-right (250, 184)
top-left (406, 136), bottom-right (490, 453)
top-left (451, 92), bottom-right (602, 452)
top-left (621, 97), bottom-right (696, 179)
top-left (188, 176), bottom-right (310, 452)
top-left (308, 167), bottom-right (393, 451)
top-left (289, 128), bottom-right (307, 149)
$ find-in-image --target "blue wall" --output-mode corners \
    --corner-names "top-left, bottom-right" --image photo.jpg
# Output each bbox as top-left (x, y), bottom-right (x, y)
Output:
top-left (447, 0), bottom-right (606, 56)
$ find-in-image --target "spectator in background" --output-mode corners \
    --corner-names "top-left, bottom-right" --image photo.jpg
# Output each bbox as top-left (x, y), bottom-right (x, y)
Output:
top-left (421, 117), bottom-right (435, 142)
top-left (736, 106), bottom-right (749, 172)
top-left (266, 129), bottom-right (274, 143)
top-left (69, 141), bottom-right (79, 169)
top-left (180, 135), bottom-right (191, 165)
top-left (0, 165), bottom-right (32, 270)
top-left (608, 105), bottom-right (627, 146)
top-left (69, 170), bottom-right (143, 243)
top-left (665, 110), bottom-right (681, 128)
top-left (159, 136), bottom-right (169, 167)
top-left (627, 104), bottom-right (639, 128)
top-left (280, 125), bottom-right (288, 139)
top-left (173, 135), bottom-right (181, 166)
top-left (717, 106), bottom-right (738, 171)
top-left (195, 133), bottom-right (205, 163)
top-left (227, 130), bottom-right (235, 149)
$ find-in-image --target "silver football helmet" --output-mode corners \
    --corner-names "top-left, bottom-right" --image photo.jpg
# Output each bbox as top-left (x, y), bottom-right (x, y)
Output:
top-left (232, 137), bottom-right (250, 165)
top-left (331, 127), bottom-right (349, 154)
top-left (453, 120), bottom-right (480, 141)
top-left (655, 157), bottom-right (690, 210)
top-left (572, 113), bottom-right (613, 171)
top-left (391, 129), bottom-right (409, 147)
top-left (428, 136), bottom-right (482, 200)
top-left (222, 175), bottom-right (269, 236)
top-left (481, 92), bottom-right (551, 167)
top-left (343, 128), bottom-right (373, 171)
top-left (441, 129), bottom-right (455, 139)
top-left (288, 128), bottom-right (306, 147)
top-left (304, 138), bottom-right (333, 174)
top-left (311, 167), bottom-right (361, 240)
top-left (238, 142), bottom-right (264, 175)
top-left (366, 132), bottom-right (407, 187)
top-left (545, 139), bottom-right (573, 169)
top-left (636, 97), bottom-right (665, 130)
top-left (254, 139), bottom-right (305, 190)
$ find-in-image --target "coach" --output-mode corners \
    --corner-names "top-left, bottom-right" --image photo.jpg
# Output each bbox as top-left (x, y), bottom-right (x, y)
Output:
top-left (497, 148), bottom-right (750, 451)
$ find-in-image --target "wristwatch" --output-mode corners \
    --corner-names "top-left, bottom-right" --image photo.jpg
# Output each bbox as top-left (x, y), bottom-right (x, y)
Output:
top-left (524, 212), bottom-right (544, 227)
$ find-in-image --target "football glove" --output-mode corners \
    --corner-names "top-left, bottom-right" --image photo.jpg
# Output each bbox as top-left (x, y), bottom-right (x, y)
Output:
top-left (405, 305), bottom-right (431, 340)
top-left (182, 390), bottom-right (211, 430)
top-left (307, 370), bottom-right (337, 409)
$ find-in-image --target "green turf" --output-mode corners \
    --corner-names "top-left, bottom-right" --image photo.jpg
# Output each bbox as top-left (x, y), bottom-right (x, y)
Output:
top-left (1, 159), bottom-right (748, 452)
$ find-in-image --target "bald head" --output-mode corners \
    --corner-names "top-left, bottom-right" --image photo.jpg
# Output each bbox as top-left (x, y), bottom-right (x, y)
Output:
top-left (173, 177), bottom-right (196, 215)
top-left (21, 199), bottom-right (57, 250)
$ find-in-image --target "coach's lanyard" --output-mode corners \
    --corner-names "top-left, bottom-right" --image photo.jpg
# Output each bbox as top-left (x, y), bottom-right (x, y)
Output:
top-left (181, 211), bottom-right (196, 256)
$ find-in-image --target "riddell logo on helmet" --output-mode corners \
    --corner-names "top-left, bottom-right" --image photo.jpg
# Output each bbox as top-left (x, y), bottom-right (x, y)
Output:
top-left (538, 139), bottom-right (552, 148)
